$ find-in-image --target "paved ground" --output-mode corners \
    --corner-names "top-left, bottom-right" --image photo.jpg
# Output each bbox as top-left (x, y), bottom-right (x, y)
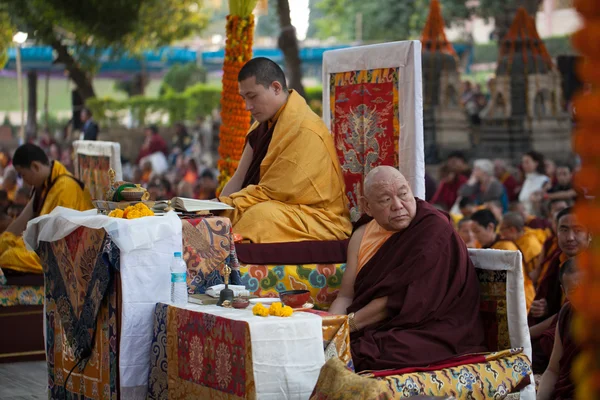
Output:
top-left (0, 361), bottom-right (47, 400)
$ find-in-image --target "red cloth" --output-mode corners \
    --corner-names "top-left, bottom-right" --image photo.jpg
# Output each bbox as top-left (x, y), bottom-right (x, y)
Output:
top-left (348, 200), bottom-right (486, 372)
top-left (430, 174), bottom-right (468, 210)
top-left (137, 134), bottom-right (169, 163)
top-left (500, 173), bottom-right (519, 202)
top-left (527, 217), bottom-right (552, 231)
top-left (553, 302), bottom-right (579, 399)
top-left (531, 315), bottom-right (558, 374)
top-left (369, 352), bottom-right (487, 377)
top-left (242, 121), bottom-right (275, 189)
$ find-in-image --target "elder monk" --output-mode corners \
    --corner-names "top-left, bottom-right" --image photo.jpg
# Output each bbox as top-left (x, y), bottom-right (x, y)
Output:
top-left (219, 57), bottom-right (352, 243)
top-left (329, 166), bottom-right (486, 371)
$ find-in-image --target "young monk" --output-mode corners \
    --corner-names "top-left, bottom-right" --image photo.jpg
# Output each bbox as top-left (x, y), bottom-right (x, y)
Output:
top-left (457, 217), bottom-right (479, 248)
top-left (471, 209), bottom-right (536, 311)
top-left (0, 144), bottom-right (93, 274)
top-left (329, 166), bottom-right (485, 372)
top-left (498, 211), bottom-right (544, 280)
top-left (537, 257), bottom-right (581, 400)
top-left (219, 57), bottom-right (351, 243)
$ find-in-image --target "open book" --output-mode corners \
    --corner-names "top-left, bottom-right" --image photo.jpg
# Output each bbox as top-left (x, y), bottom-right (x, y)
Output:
top-left (158, 198), bottom-right (234, 212)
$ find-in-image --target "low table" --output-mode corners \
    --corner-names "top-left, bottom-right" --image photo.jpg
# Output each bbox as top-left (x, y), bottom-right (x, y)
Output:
top-left (147, 303), bottom-right (351, 400)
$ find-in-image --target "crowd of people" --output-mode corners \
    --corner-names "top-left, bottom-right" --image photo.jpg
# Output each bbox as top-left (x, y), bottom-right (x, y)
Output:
top-left (0, 57), bottom-right (586, 398)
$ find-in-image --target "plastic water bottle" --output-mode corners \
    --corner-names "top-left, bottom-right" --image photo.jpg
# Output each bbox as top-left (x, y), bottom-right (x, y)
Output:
top-left (170, 252), bottom-right (188, 305)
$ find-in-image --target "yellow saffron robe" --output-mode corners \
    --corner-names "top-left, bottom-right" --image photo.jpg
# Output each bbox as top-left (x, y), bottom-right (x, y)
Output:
top-left (220, 90), bottom-right (352, 243)
top-left (490, 238), bottom-right (536, 312)
top-left (0, 161), bottom-right (93, 274)
top-left (515, 228), bottom-right (545, 276)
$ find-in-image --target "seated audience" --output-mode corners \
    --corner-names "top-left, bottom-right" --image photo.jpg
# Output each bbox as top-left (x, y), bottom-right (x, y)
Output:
top-left (519, 151), bottom-right (550, 217)
top-left (498, 211), bottom-right (545, 279)
top-left (431, 152), bottom-right (469, 211)
top-left (1, 167), bottom-right (18, 202)
top-left (545, 164), bottom-right (580, 203)
top-left (458, 159), bottom-right (507, 209)
top-left (458, 197), bottom-right (477, 218)
top-left (457, 217), bottom-right (479, 248)
top-left (329, 166), bottom-right (485, 372)
top-left (137, 125), bottom-right (169, 164)
top-left (172, 122), bottom-right (192, 153)
top-left (494, 158), bottom-right (519, 202)
top-left (218, 57), bottom-right (351, 243)
top-left (534, 199), bottom-right (569, 285)
top-left (0, 144), bottom-right (93, 274)
top-left (537, 258), bottom-right (581, 400)
top-left (471, 209), bottom-right (535, 311)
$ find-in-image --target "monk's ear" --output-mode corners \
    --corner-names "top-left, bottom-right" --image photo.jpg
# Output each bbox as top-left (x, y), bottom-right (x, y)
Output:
top-left (361, 196), bottom-right (372, 217)
top-left (271, 80), bottom-right (283, 95)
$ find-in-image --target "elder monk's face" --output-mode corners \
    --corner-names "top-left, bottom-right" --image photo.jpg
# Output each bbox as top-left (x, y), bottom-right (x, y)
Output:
top-left (239, 76), bottom-right (281, 123)
top-left (364, 176), bottom-right (416, 231)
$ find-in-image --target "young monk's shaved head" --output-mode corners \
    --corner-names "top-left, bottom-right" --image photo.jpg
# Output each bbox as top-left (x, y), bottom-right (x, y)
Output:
top-left (363, 166), bottom-right (417, 232)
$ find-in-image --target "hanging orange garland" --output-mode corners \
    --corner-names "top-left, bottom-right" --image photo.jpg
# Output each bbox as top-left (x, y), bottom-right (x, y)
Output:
top-left (217, 1), bottom-right (257, 194)
top-left (570, 0), bottom-right (600, 398)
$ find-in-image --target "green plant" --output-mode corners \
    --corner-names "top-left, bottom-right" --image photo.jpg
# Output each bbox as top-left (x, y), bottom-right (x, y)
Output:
top-left (159, 63), bottom-right (207, 96)
top-left (304, 86), bottom-right (323, 103)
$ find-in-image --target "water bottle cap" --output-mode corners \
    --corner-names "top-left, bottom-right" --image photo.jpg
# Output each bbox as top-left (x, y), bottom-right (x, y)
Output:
top-left (174, 252), bottom-right (182, 257)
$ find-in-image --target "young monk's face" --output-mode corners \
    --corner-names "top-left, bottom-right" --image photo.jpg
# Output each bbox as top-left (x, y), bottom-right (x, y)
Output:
top-left (239, 76), bottom-right (286, 123)
top-left (471, 222), bottom-right (496, 248)
top-left (557, 214), bottom-right (590, 257)
top-left (458, 221), bottom-right (476, 247)
top-left (364, 174), bottom-right (416, 232)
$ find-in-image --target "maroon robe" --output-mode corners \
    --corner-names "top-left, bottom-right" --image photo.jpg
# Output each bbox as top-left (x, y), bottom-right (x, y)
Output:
top-left (241, 121), bottom-right (276, 189)
top-left (348, 199), bottom-right (486, 372)
top-left (530, 253), bottom-right (564, 326)
top-left (552, 302), bottom-right (579, 399)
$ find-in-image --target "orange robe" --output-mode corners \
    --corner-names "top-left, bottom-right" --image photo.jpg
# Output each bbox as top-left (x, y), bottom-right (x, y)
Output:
top-left (0, 161), bottom-right (93, 273)
top-left (515, 228), bottom-right (545, 277)
top-left (489, 238), bottom-right (536, 312)
top-left (220, 90), bottom-right (352, 243)
top-left (357, 219), bottom-right (394, 274)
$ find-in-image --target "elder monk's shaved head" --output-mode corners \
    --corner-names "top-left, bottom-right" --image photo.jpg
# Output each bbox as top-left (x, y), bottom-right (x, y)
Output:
top-left (363, 166), bottom-right (417, 231)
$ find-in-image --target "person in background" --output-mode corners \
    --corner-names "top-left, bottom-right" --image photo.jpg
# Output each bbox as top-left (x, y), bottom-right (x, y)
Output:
top-left (510, 201), bottom-right (552, 233)
top-left (147, 179), bottom-right (168, 201)
top-left (471, 209), bottom-right (536, 311)
top-left (7, 188), bottom-right (30, 219)
top-left (459, 197), bottom-right (477, 218)
top-left (431, 152), bottom-right (470, 211)
top-left (457, 217), bottom-right (479, 248)
top-left (81, 107), bottom-right (99, 141)
top-left (197, 170), bottom-right (218, 200)
top-left (137, 125), bottom-right (169, 164)
top-left (519, 151), bottom-right (550, 217)
top-left (183, 158), bottom-right (199, 185)
top-left (494, 159), bottom-right (519, 202)
top-left (458, 159), bottom-right (507, 209)
top-left (0, 190), bottom-right (10, 233)
top-left (545, 164), bottom-right (580, 203)
top-left (424, 172), bottom-right (437, 203)
top-left (537, 257), bottom-right (581, 400)
top-left (1, 167), bottom-right (18, 202)
top-left (172, 122), bottom-right (192, 153)
top-left (60, 146), bottom-right (74, 174)
top-left (533, 199), bottom-right (569, 287)
top-left (498, 211), bottom-right (544, 282)
top-left (484, 200), bottom-right (504, 224)
top-left (545, 159), bottom-right (557, 187)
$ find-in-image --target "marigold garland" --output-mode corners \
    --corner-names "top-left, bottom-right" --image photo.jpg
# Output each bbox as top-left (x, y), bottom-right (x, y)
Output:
top-left (251, 301), bottom-right (293, 317)
top-left (217, 5), bottom-right (256, 194)
top-left (108, 203), bottom-right (155, 219)
top-left (570, 1), bottom-right (600, 398)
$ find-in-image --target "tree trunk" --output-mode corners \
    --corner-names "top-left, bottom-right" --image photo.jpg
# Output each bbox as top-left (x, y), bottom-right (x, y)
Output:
top-left (26, 70), bottom-right (37, 138)
top-left (44, 72), bottom-right (50, 129)
top-left (276, 0), bottom-right (305, 98)
top-left (50, 39), bottom-right (96, 100)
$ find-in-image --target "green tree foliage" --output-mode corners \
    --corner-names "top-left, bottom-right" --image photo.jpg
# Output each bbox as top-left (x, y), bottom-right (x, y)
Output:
top-left (159, 63), bottom-right (208, 96)
top-left (256, 0), bottom-right (280, 38)
top-left (310, 0), bottom-right (541, 43)
top-left (0, 0), bottom-right (208, 99)
top-left (0, 8), bottom-right (14, 69)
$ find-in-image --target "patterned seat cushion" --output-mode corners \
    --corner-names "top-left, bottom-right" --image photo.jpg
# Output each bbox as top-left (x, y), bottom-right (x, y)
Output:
top-left (476, 269), bottom-right (510, 352)
top-left (310, 349), bottom-right (532, 400)
top-left (239, 263), bottom-right (346, 310)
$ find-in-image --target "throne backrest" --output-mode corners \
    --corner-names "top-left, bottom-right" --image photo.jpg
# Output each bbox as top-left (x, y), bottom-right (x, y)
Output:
top-left (322, 41), bottom-right (425, 222)
top-left (73, 140), bottom-right (123, 200)
top-left (468, 248), bottom-right (532, 355)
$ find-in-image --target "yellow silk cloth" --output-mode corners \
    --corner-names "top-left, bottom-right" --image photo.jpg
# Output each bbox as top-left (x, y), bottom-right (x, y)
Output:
top-left (491, 239), bottom-right (536, 312)
top-left (220, 90), bottom-right (352, 243)
top-left (0, 161), bottom-right (93, 273)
